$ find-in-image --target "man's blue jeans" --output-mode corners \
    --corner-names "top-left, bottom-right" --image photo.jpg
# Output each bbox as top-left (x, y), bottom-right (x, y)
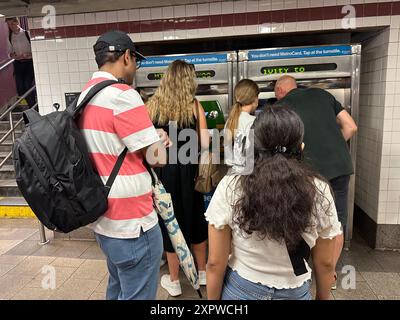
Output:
top-left (95, 224), bottom-right (163, 300)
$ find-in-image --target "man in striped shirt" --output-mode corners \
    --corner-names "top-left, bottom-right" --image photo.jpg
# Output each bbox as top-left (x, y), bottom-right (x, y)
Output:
top-left (78, 31), bottom-right (169, 300)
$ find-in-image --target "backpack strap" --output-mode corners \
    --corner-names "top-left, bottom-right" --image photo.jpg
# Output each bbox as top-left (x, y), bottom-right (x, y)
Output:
top-left (104, 147), bottom-right (128, 195)
top-left (67, 79), bottom-right (119, 118)
top-left (25, 30), bottom-right (30, 43)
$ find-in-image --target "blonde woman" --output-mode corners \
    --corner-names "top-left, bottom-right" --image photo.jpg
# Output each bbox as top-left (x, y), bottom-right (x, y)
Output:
top-left (224, 79), bottom-right (260, 174)
top-left (147, 60), bottom-right (209, 297)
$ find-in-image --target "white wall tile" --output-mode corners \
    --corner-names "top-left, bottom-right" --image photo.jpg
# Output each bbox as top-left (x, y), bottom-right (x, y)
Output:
top-left (186, 4), bottom-right (198, 17)
top-left (198, 3), bottom-right (210, 16)
top-left (246, 0), bottom-right (259, 12)
top-left (62, 15), bottom-right (74, 26)
top-left (377, 16), bottom-right (389, 27)
top-left (391, 16), bottom-right (400, 29)
top-left (271, 0), bottom-right (284, 10)
top-left (259, 0), bottom-right (272, 11)
top-left (221, 1), bottom-right (234, 14)
top-left (309, 20), bottom-right (323, 30)
top-left (139, 8), bottom-right (151, 21)
top-left (105, 11), bottom-right (117, 23)
top-left (117, 10), bottom-right (129, 22)
top-left (84, 13), bottom-right (96, 25)
top-left (297, 21), bottom-right (309, 31)
top-left (386, 214), bottom-right (399, 224)
top-left (234, 0), bottom-right (247, 13)
top-left (129, 9), bottom-right (140, 21)
top-left (174, 5), bottom-right (186, 18)
top-left (95, 12), bottom-right (107, 24)
top-left (150, 7), bottom-right (162, 20)
top-left (74, 13), bottom-right (85, 25)
top-left (297, 0), bottom-right (310, 8)
top-left (285, 0), bottom-right (297, 9)
top-left (55, 15), bottom-right (64, 28)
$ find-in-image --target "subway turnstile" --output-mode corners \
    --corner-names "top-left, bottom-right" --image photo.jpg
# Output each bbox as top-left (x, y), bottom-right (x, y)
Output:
top-left (238, 45), bottom-right (361, 248)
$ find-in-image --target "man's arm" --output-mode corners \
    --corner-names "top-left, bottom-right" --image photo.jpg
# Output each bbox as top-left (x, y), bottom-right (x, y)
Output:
top-left (7, 38), bottom-right (16, 59)
top-left (336, 109), bottom-right (358, 141)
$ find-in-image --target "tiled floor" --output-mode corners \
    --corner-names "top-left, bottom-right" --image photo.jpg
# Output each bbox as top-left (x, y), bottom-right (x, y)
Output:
top-left (0, 218), bottom-right (399, 300)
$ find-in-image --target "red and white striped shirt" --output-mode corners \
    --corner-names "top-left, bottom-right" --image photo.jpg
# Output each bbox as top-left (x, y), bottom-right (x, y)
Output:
top-left (77, 71), bottom-right (160, 239)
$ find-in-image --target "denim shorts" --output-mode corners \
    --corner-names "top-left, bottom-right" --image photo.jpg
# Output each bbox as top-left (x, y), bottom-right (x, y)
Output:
top-left (221, 268), bottom-right (312, 300)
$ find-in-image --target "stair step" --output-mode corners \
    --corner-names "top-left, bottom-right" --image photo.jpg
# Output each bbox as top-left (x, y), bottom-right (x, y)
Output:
top-left (0, 196), bottom-right (34, 217)
top-left (0, 196), bottom-right (27, 206)
top-left (0, 166), bottom-right (16, 180)
top-left (0, 142), bottom-right (14, 153)
top-left (0, 179), bottom-right (19, 197)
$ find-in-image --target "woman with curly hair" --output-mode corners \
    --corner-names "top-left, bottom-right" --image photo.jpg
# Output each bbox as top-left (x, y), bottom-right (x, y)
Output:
top-left (205, 105), bottom-right (342, 300)
top-left (147, 60), bottom-right (209, 297)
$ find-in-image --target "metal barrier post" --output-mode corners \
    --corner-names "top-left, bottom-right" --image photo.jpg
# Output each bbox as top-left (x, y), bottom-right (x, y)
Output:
top-left (9, 112), bottom-right (15, 143)
top-left (38, 222), bottom-right (50, 245)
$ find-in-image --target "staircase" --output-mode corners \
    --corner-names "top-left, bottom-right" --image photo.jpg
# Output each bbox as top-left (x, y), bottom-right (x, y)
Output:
top-left (0, 100), bottom-right (35, 218)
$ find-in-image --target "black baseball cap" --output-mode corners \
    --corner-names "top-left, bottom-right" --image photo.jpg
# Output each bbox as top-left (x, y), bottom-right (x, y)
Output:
top-left (93, 30), bottom-right (146, 61)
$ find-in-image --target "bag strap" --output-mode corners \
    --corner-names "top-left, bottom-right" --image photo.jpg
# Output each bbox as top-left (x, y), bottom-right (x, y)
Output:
top-left (67, 79), bottom-right (120, 118)
top-left (193, 99), bottom-right (201, 152)
top-left (143, 159), bottom-right (158, 187)
top-left (104, 147), bottom-right (128, 195)
top-left (25, 30), bottom-right (31, 43)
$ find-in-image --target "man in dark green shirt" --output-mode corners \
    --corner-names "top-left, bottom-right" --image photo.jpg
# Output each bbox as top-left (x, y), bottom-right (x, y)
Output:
top-left (274, 75), bottom-right (357, 290)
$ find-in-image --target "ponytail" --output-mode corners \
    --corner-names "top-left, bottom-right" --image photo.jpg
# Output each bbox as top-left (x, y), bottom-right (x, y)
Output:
top-left (225, 102), bottom-right (242, 146)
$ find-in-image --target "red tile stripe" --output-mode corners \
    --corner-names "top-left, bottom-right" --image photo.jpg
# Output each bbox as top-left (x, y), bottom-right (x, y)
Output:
top-left (30, 1), bottom-right (399, 40)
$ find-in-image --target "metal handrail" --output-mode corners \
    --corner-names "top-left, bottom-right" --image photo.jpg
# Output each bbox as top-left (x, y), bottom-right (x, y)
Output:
top-left (0, 59), bottom-right (14, 72)
top-left (0, 85), bottom-right (35, 121)
top-left (0, 102), bottom-right (37, 169)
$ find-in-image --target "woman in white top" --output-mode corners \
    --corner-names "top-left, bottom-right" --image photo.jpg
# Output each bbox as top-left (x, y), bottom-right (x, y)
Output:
top-left (206, 106), bottom-right (342, 300)
top-left (224, 79), bottom-right (259, 175)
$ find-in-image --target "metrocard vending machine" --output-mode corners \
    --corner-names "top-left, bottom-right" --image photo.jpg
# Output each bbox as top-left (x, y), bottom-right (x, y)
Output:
top-left (238, 44), bottom-right (361, 248)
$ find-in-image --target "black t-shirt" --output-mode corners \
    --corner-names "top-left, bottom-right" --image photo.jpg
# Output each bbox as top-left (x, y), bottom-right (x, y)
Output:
top-left (277, 87), bottom-right (353, 180)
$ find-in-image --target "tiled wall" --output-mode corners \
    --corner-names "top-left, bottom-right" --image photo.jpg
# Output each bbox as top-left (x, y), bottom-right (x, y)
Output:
top-left (356, 28), bottom-right (389, 224)
top-left (27, 1), bottom-right (400, 227)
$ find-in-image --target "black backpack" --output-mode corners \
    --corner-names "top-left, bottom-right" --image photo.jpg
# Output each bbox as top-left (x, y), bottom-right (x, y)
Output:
top-left (12, 80), bottom-right (127, 233)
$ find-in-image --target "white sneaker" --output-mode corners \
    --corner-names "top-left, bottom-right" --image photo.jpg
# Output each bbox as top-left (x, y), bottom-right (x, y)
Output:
top-left (199, 270), bottom-right (206, 286)
top-left (160, 274), bottom-right (182, 297)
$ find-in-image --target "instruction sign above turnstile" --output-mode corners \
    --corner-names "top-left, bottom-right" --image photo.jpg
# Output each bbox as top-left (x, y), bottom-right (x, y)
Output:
top-left (247, 45), bottom-right (352, 61)
top-left (136, 52), bottom-right (237, 86)
top-left (239, 45), bottom-right (358, 81)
